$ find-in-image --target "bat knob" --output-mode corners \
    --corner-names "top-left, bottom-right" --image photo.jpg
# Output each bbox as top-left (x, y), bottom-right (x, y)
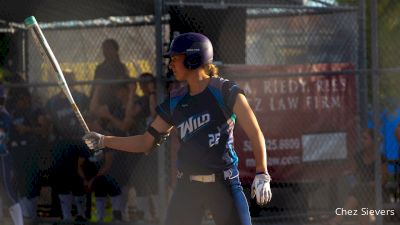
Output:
top-left (93, 148), bottom-right (103, 156)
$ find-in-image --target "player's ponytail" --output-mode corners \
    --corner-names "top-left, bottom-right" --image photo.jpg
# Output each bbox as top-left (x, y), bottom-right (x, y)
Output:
top-left (204, 63), bottom-right (219, 77)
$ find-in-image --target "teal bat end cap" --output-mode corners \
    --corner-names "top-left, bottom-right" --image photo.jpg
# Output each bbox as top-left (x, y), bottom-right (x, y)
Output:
top-left (24, 16), bottom-right (37, 26)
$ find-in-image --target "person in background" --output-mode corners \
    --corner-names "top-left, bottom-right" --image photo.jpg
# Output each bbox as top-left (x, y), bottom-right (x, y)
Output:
top-left (88, 39), bottom-right (130, 222)
top-left (90, 38), bottom-right (130, 121)
top-left (95, 81), bottom-right (142, 222)
top-left (395, 123), bottom-right (400, 158)
top-left (45, 70), bottom-right (89, 222)
top-left (328, 128), bottom-right (388, 225)
top-left (133, 72), bottom-right (159, 222)
top-left (0, 83), bottom-right (24, 225)
top-left (8, 87), bottom-right (49, 223)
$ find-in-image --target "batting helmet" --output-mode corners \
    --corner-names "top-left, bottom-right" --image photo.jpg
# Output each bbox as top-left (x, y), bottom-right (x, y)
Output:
top-left (164, 32), bottom-right (213, 70)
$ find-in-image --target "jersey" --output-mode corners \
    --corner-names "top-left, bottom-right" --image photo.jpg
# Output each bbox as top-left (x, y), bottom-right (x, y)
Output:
top-left (0, 107), bottom-right (11, 156)
top-left (156, 76), bottom-right (244, 174)
top-left (9, 106), bottom-right (44, 149)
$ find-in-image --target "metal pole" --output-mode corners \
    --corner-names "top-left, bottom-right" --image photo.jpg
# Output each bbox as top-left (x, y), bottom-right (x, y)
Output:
top-left (358, 0), bottom-right (368, 129)
top-left (155, 0), bottom-right (167, 223)
top-left (21, 29), bottom-right (28, 80)
top-left (370, 1), bottom-right (383, 225)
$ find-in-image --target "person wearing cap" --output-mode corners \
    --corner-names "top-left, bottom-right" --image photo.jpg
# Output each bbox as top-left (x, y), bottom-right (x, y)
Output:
top-left (83, 32), bottom-right (272, 225)
top-left (45, 70), bottom-right (90, 222)
top-left (0, 83), bottom-right (25, 225)
top-left (8, 86), bottom-right (50, 223)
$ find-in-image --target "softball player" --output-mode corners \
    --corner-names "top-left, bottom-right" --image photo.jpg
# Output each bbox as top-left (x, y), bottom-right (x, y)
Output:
top-left (83, 32), bottom-right (272, 225)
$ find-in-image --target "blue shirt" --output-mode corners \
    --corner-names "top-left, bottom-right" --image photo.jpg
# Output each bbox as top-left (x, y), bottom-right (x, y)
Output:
top-left (156, 77), bottom-right (243, 174)
top-left (368, 107), bottom-right (400, 173)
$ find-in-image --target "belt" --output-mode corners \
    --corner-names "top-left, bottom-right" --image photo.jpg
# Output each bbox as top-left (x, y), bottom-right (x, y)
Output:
top-left (190, 174), bottom-right (216, 183)
top-left (179, 169), bottom-right (237, 183)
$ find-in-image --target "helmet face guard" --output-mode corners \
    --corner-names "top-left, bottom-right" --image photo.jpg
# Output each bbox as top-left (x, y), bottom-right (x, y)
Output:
top-left (165, 32), bottom-right (213, 70)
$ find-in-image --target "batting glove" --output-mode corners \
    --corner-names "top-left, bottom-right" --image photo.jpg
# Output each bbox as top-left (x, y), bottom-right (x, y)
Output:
top-left (251, 172), bottom-right (272, 206)
top-left (83, 132), bottom-right (105, 150)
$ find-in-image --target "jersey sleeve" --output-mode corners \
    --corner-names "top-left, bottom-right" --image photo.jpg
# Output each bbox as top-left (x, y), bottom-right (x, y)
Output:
top-left (0, 112), bottom-right (12, 133)
top-left (222, 80), bottom-right (245, 112)
top-left (155, 97), bottom-right (174, 125)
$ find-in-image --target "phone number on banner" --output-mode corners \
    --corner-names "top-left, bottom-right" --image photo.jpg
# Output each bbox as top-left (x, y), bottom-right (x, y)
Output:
top-left (266, 138), bottom-right (300, 151)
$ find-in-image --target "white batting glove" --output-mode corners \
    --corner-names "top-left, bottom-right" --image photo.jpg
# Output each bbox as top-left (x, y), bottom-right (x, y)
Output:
top-left (83, 132), bottom-right (105, 150)
top-left (251, 172), bottom-right (272, 206)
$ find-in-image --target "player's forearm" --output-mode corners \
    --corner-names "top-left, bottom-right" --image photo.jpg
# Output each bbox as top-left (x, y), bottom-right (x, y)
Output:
top-left (89, 88), bottom-right (101, 116)
top-left (97, 165), bottom-right (110, 177)
top-left (77, 158), bottom-right (86, 179)
top-left (103, 134), bottom-right (152, 153)
top-left (77, 166), bottom-right (86, 180)
top-left (149, 94), bottom-right (157, 118)
top-left (251, 131), bottom-right (268, 173)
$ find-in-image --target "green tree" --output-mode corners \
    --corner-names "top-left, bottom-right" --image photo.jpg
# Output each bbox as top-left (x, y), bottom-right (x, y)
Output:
top-left (377, 0), bottom-right (400, 109)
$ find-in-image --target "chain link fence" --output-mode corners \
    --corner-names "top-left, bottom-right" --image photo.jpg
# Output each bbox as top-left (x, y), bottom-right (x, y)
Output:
top-left (0, 0), bottom-right (399, 225)
top-left (373, 2), bottom-right (400, 225)
top-left (26, 21), bottom-right (168, 223)
top-left (1, 17), bottom-right (170, 224)
top-left (165, 1), bottom-right (364, 225)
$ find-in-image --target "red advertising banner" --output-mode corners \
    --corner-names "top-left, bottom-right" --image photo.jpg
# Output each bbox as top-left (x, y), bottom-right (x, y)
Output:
top-left (220, 64), bottom-right (358, 184)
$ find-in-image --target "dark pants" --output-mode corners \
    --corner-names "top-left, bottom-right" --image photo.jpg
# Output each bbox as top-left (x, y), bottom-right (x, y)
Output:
top-left (92, 175), bottom-right (121, 197)
top-left (51, 172), bottom-right (85, 196)
top-left (0, 154), bottom-right (18, 204)
top-left (50, 140), bottom-right (85, 196)
top-left (10, 146), bottom-right (41, 199)
top-left (164, 168), bottom-right (252, 225)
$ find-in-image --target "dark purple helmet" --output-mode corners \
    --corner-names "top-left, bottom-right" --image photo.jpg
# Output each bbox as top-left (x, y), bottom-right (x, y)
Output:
top-left (164, 32), bottom-right (213, 70)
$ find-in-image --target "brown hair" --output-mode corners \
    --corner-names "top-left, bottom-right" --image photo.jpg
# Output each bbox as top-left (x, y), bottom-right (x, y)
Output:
top-left (203, 63), bottom-right (219, 77)
top-left (139, 72), bottom-right (155, 83)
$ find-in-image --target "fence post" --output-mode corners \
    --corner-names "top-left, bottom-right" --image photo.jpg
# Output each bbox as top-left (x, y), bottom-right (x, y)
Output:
top-left (370, 1), bottom-right (383, 225)
top-left (358, 0), bottom-right (368, 129)
top-left (21, 29), bottom-right (28, 80)
top-left (155, 0), bottom-right (167, 223)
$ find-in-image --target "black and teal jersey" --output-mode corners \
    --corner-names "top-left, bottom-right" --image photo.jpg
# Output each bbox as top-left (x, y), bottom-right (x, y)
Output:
top-left (0, 108), bottom-right (11, 133)
top-left (0, 107), bottom-right (11, 155)
top-left (156, 77), bottom-right (244, 174)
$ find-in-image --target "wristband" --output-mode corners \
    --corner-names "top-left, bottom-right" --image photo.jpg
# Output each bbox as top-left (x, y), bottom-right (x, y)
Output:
top-left (256, 171), bottom-right (269, 175)
top-left (255, 171), bottom-right (272, 182)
